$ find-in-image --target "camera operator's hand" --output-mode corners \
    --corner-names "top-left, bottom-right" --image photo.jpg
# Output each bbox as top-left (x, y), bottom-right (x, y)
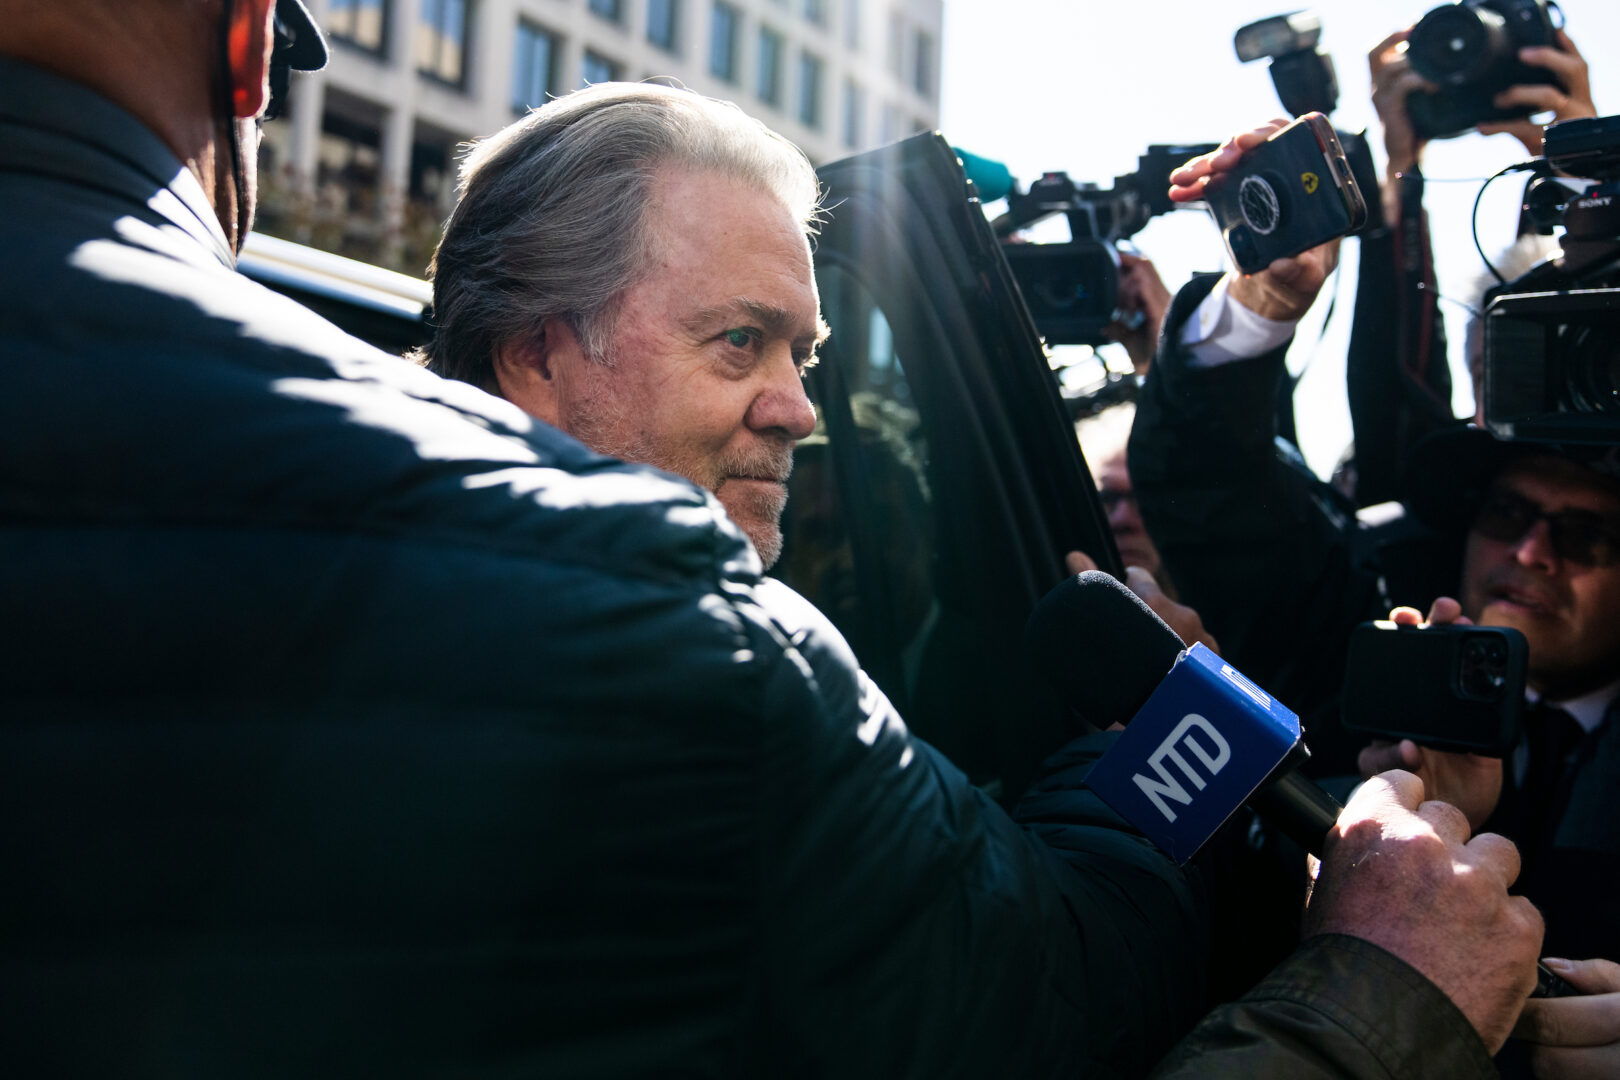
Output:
top-left (1103, 252), bottom-right (1172, 375)
top-left (1370, 28), bottom-right (1434, 181)
top-left (1515, 958), bottom-right (1620, 1079)
top-left (1305, 770), bottom-right (1543, 1054)
top-left (1168, 120), bottom-right (1341, 323)
top-left (1480, 29), bottom-right (1596, 157)
top-left (1355, 600), bottom-right (1505, 829)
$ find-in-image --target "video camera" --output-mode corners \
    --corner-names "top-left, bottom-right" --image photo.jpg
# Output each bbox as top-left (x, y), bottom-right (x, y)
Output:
top-left (985, 145), bottom-right (1216, 347)
top-left (1482, 115), bottom-right (1620, 445)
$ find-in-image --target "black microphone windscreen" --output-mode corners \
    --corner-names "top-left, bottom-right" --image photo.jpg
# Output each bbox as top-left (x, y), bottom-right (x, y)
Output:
top-left (1023, 571), bottom-right (1187, 728)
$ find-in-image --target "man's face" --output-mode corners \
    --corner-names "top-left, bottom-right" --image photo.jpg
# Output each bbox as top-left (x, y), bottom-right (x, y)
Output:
top-left (540, 166), bottom-right (822, 567)
top-left (1460, 458), bottom-right (1620, 699)
top-left (1095, 448), bottom-right (1162, 580)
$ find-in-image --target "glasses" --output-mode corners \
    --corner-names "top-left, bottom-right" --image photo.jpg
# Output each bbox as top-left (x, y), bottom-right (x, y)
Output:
top-left (1471, 489), bottom-right (1620, 567)
top-left (1098, 488), bottom-right (1137, 514)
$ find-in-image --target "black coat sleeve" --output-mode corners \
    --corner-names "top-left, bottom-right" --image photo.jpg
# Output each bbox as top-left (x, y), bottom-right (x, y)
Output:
top-left (1128, 276), bottom-right (1385, 771)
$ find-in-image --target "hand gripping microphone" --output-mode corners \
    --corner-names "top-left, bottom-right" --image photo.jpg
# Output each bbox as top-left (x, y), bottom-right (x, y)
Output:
top-left (1025, 571), bottom-right (1341, 862)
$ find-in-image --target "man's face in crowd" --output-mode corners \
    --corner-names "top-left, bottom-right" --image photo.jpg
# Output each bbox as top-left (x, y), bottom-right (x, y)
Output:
top-left (1094, 447), bottom-right (1163, 581)
top-left (1460, 456), bottom-right (1620, 699)
top-left (516, 165), bottom-right (822, 567)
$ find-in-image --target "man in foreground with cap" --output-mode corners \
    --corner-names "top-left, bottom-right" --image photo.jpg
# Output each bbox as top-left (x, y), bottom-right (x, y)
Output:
top-left (0, 5), bottom-right (1551, 1075)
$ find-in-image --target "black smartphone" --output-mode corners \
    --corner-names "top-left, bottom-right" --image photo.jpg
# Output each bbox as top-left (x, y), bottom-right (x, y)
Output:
top-left (1340, 622), bottom-right (1527, 757)
top-left (1204, 112), bottom-right (1368, 274)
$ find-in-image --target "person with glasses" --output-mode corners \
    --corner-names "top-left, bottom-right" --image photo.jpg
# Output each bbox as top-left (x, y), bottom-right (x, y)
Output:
top-left (1360, 431), bottom-right (1620, 1080)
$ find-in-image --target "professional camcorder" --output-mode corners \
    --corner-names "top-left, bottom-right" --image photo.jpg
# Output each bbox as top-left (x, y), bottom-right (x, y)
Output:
top-left (1405, 0), bottom-right (1563, 140)
top-left (1483, 115), bottom-right (1620, 444)
top-left (986, 145), bottom-right (1216, 346)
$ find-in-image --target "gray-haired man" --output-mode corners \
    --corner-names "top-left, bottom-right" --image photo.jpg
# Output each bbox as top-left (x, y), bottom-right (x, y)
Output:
top-left (419, 83), bottom-right (825, 568)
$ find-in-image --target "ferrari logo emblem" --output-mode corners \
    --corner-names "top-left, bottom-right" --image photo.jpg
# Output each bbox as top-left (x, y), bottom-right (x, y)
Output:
top-left (1301, 171), bottom-right (1320, 194)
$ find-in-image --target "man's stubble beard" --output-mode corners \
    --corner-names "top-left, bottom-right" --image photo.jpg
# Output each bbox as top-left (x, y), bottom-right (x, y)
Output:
top-left (561, 363), bottom-right (794, 569)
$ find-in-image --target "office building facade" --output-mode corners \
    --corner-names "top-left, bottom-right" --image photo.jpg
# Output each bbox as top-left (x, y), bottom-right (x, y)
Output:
top-left (259, 0), bottom-right (944, 272)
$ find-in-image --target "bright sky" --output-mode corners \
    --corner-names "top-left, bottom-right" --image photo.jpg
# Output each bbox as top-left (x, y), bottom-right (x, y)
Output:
top-left (939, 0), bottom-right (1620, 477)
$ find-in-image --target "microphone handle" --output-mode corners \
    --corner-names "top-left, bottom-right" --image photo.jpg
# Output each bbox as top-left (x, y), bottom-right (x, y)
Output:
top-left (1248, 771), bottom-right (1342, 858)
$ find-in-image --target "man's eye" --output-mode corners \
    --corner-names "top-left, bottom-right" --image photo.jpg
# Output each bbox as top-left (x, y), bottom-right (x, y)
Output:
top-left (795, 350), bottom-right (819, 373)
top-left (723, 328), bottom-right (757, 349)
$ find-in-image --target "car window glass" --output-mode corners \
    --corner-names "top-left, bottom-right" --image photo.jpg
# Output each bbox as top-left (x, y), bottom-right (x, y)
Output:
top-left (776, 271), bottom-right (938, 717)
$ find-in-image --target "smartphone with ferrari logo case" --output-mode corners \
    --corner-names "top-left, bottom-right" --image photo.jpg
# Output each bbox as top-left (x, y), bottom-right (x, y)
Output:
top-left (1205, 112), bottom-right (1368, 274)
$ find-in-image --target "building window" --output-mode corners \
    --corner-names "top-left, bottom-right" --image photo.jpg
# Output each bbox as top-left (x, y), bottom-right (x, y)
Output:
top-left (757, 26), bottom-right (784, 107)
top-left (841, 78), bottom-right (864, 148)
top-left (328, 0), bottom-right (389, 53)
top-left (512, 20), bottom-right (556, 111)
top-left (842, 0), bottom-right (860, 50)
top-left (582, 50), bottom-right (621, 85)
top-left (913, 28), bottom-right (935, 98)
top-left (710, 2), bottom-right (739, 83)
top-left (647, 0), bottom-right (680, 52)
top-left (804, 0), bottom-right (826, 25)
top-left (588, 0), bottom-right (622, 24)
top-left (798, 50), bottom-right (824, 129)
top-left (417, 0), bottom-right (470, 86)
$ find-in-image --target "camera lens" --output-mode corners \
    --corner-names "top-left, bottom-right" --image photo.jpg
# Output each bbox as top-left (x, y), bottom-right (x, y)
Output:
top-left (1227, 225), bottom-right (1259, 268)
top-left (1408, 4), bottom-right (1507, 86)
top-left (1565, 325), bottom-right (1620, 416)
top-left (1460, 636), bottom-right (1507, 699)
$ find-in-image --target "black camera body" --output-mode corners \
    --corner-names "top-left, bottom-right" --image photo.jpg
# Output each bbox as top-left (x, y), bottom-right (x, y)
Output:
top-left (1483, 116), bottom-right (1620, 444)
top-left (1405, 0), bottom-right (1562, 140)
top-left (995, 144), bottom-right (1216, 346)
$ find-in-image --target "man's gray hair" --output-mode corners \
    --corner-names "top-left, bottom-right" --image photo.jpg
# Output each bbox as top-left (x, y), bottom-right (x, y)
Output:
top-left (416, 82), bottom-right (823, 391)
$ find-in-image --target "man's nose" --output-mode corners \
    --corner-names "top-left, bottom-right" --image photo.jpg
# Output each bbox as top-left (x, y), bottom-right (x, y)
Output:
top-left (1512, 517), bottom-right (1560, 572)
top-left (748, 349), bottom-right (817, 441)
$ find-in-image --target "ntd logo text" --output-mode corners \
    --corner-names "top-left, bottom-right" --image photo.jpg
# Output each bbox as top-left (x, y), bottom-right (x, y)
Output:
top-left (1132, 714), bottom-right (1232, 822)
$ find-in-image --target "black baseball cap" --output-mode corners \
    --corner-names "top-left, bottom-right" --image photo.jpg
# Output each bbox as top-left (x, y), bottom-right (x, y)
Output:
top-left (1404, 425), bottom-right (1620, 534)
top-left (276, 0), bottom-right (328, 72)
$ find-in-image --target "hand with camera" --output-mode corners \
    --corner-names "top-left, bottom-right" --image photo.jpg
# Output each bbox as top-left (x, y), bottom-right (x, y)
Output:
top-left (1305, 769), bottom-right (1543, 1053)
top-left (1103, 252), bottom-right (1172, 375)
top-left (1370, 29), bottom-right (1433, 181)
top-left (1355, 598), bottom-right (1506, 830)
top-left (1480, 28), bottom-right (1596, 157)
top-left (1168, 120), bottom-right (1343, 323)
top-left (1369, 28), bottom-right (1436, 224)
top-left (1515, 957), bottom-right (1620, 1079)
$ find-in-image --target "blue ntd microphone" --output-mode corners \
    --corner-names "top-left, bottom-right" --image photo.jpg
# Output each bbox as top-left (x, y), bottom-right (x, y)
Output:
top-left (1025, 571), bottom-right (1341, 864)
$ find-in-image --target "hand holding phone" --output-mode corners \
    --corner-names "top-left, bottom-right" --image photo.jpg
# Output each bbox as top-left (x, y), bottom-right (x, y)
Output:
top-left (1167, 115), bottom-right (1363, 320)
top-left (1342, 620), bottom-right (1527, 757)
top-left (1201, 113), bottom-right (1368, 274)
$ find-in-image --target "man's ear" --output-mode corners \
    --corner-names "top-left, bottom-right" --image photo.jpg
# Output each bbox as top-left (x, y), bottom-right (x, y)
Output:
top-left (493, 319), bottom-right (582, 427)
top-left (227, 0), bottom-right (277, 119)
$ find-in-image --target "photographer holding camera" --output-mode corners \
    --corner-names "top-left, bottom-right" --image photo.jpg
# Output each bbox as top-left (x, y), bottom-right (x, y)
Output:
top-left (1346, 12), bottom-right (1595, 510)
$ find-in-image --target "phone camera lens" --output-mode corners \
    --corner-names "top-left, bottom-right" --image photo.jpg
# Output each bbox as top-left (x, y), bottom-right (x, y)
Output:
top-left (1228, 225), bottom-right (1259, 267)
